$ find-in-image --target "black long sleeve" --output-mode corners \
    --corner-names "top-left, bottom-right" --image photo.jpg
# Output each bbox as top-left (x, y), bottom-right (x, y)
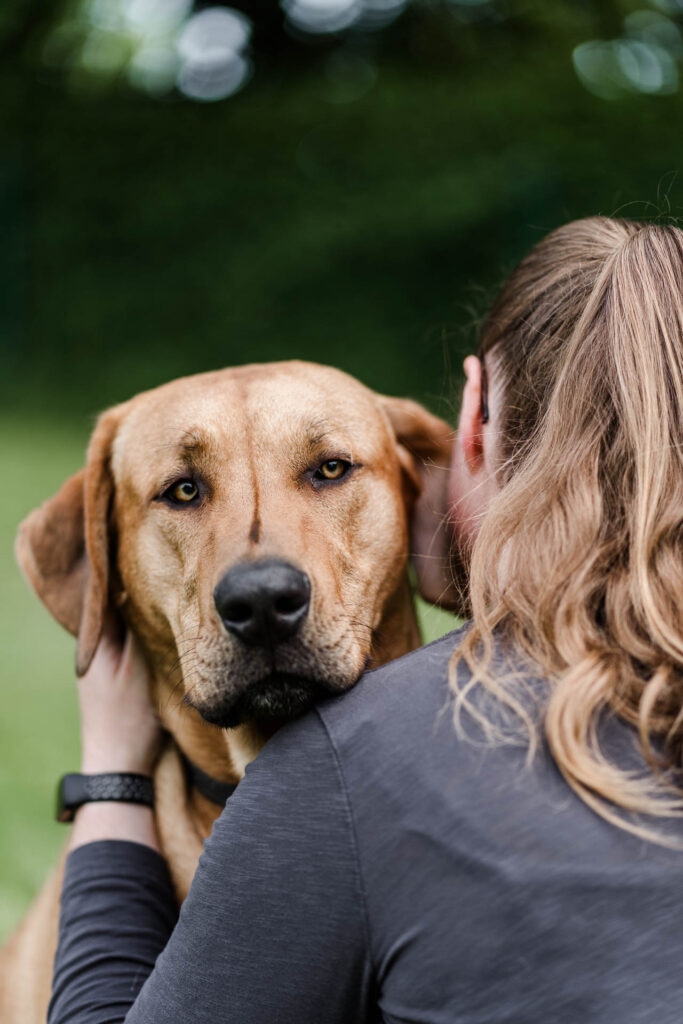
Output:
top-left (49, 843), bottom-right (178, 1023)
top-left (49, 712), bottom-right (372, 1024)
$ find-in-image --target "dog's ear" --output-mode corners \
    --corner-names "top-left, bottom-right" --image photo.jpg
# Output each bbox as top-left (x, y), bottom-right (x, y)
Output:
top-left (378, 395), bottom-right (459, 610)
top-left (15, 408), bottom-right (121, 676)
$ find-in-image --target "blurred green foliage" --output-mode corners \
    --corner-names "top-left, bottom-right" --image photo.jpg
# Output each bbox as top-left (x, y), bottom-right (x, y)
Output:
top-left (2, 0), bottom-right (683, 938)
top-left (2, 1), bottom-right (683, 420)
top-left (0, 420), bottom-right (84, 940)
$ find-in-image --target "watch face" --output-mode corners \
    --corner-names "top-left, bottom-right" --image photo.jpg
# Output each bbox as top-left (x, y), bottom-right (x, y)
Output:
top-left (56, 773), bottom-right (84, 823)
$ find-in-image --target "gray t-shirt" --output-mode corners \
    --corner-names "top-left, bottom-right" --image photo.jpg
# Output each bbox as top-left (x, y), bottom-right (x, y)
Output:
top-left (49, 628), bottom-right (683, 1023)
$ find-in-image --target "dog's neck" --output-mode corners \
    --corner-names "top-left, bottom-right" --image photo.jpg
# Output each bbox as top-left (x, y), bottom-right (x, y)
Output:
top-left (153, 694), bottom-right (264, 789)
top-left (153, 570), bottom-right (422, 801)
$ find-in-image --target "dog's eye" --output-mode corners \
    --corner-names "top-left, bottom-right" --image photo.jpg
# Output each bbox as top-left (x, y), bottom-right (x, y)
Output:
top-left (166, 479), bottom-right (199, 504)
top-left (316, 459), bottom-right (351, 482)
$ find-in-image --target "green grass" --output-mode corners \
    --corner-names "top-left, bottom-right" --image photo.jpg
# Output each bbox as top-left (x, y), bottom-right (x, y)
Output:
top-left (0, 417), bottom-right (89, 941)
top-left (0, 415), bottom-right (455, 942)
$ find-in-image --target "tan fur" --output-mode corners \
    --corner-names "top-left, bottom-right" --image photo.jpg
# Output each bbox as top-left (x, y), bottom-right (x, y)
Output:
top-left (0, 361), bottom-right (453, 1022)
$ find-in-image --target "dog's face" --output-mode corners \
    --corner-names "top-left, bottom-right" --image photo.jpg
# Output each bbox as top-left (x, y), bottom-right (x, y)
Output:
top-left (17, 361), bottom-right (455, 730)
top-left (113, 363), bottom-right (438, 727)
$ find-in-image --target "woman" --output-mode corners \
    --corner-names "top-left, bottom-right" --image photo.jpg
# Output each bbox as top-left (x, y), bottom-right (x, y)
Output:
top-left (49, 217), bottom-right (683, 1023)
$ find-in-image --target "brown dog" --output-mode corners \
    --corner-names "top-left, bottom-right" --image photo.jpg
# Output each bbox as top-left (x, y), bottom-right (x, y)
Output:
top-left (0, 360), bottom-right (455, 1023)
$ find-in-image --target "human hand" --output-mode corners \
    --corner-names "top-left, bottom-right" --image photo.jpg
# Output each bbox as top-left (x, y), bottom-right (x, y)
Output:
top-left (77, 615), bottom-right (162, 777)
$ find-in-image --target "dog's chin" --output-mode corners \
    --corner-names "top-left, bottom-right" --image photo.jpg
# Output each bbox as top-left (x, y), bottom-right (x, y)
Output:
top-left (196, 672), bottom-right (331, 730)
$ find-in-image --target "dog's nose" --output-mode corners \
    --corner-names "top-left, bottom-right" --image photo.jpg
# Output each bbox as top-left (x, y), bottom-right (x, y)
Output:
top-left (214, 559), bottom-right (311, 647)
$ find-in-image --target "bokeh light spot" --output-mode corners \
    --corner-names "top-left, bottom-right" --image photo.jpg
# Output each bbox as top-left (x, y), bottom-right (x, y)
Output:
top-left (176, 7), bottom-right (253, 102)
top-left (125, 0), bottom-right (194, 32)
top-left (282, 0), bottom-right (364, 35)
top-left (129, 43), bottom-right (180, 94)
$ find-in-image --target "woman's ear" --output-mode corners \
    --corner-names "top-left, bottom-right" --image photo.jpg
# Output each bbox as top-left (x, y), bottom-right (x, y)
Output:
top-left (459, 355), bottom-right (485, 473)
top-left (15, 407), bottom-right (122, 677)
top-left (377, 395), bottom-right (460, 610)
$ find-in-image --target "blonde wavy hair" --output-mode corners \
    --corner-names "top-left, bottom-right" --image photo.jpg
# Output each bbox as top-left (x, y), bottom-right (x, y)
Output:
top-left (450, 216), bottom-right (683, 841)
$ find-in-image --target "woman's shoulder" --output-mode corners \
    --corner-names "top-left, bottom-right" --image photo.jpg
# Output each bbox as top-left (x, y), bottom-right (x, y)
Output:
top-left (319, 624), bottom-right (469, 730)
top-left (311, 621), bottom-right (535, 816)
top-left (314, 622), bottom-right (486, 765)
top-left (250, 624), bottom-right (481, 828)
top-left (313, 626), bottom-right (683, 868)
top-left (249, 626), bottom-right (470, 807)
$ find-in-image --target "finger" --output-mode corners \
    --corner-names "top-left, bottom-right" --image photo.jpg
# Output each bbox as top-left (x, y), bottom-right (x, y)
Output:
top-left (83, 613), bottom-right (125, 680)
top-left (119, 629), bottom-right (151, 687)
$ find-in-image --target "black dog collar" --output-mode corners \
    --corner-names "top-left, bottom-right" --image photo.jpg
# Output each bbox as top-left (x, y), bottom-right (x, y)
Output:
top-left (184, 757), bottom-right (238, 806)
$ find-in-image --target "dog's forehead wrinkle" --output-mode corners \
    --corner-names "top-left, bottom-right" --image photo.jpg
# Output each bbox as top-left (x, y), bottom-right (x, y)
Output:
top-left (304, 419), bottom-right (336, 450)
top-left (113, 378), bottom-right (389, 485)
top-left (112, 382), bottom-right (247, 472)
top-left (153, 427), bottom-right (216, 458)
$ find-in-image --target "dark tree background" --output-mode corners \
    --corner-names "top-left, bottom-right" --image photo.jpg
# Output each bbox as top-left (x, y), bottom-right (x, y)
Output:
top-left (2, 0), bottom-right (683, 420)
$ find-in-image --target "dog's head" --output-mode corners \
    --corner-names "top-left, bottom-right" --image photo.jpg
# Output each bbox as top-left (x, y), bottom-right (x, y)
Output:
top-left (17, 362), bottom-right (456, 729)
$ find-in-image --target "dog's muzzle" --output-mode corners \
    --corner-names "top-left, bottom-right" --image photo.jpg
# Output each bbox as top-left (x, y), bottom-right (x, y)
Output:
top-left (195, 670), bottom-right (329, 730)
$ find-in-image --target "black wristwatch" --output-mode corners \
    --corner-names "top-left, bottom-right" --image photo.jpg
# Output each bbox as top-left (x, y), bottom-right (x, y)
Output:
top-left (56, 773), bottom-right (155, 823)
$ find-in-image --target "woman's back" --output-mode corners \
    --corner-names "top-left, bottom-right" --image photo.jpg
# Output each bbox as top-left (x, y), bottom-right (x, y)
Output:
top-left (53, 627), bottom-right (682, 1024)
top-left (318, 629), bottom-right (682, 1023)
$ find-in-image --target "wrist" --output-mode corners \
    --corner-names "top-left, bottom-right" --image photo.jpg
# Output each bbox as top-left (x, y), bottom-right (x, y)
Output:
top-left (70, 801), bottom-right (160, 853)
top-left (80, 753), bottom-right (155, 776)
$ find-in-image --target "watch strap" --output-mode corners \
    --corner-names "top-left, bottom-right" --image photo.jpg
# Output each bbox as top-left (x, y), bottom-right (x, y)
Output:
top-left (56, 772), bottom-right (154, 823)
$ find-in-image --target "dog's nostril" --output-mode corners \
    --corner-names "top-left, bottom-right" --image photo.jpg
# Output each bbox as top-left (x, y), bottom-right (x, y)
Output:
top-left (274, 594), bottom-right (306, 615)
top-left (223, 601), bottom-right (252, 624)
